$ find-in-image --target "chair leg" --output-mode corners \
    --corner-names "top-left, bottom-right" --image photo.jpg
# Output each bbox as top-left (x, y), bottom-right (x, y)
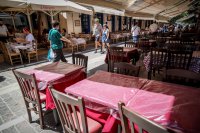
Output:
top-left (28, 54), bottom-right (30, 63)
top-left (20, 54), bottom-right (23, 64)
top-left (148, 71), bottom-right (151, 80)
top-left (38, 105), bottom-right (44, 129)
top-left (36, 53), bottom-right (38, 61)
top-left (25, 101), bottom-right (32, 123)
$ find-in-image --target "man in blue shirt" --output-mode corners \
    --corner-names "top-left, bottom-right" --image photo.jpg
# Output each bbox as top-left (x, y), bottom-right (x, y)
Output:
top-left (48, 21), bottom-right (70, 62)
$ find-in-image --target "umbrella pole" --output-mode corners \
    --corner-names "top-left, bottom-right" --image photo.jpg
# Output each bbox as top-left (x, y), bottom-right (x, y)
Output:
top-left (50, 10), bottom-right (54, 24)
top-left (72, 13), bottom-right (74, 33)
top-left (27, 10), bottom-right (33, 33)
top-left (11, 15), bottom-right (16, 31)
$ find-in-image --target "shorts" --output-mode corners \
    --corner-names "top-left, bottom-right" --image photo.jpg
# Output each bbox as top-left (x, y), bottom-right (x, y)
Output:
top-left (133, 36), bottom-right (139, 43)
top-left (95, 36), bottom-right (100, 41)
top-left (102, 39), bottom-right (110, 43)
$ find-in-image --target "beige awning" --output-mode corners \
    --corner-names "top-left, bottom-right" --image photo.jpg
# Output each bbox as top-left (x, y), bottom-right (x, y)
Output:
top-left (90, 5), bottom-right (124, 16)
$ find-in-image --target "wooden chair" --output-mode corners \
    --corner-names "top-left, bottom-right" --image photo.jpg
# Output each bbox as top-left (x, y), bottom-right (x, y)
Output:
top-left (49, 88), bottom-right (102, 133)
top-left (125, 41), bottom-right (135, 48)
top-left (27, 40), bottom-right (38, 63)
top-left (167, 50), bottom-right (193, 70)
top-left (12, 70), bottom-right (45, 129)
top-left (4, 43), bottom-right (23, 65)
top-left (108, 47), bottom-right (124, 72)
top-left (118, 102), bottom-right (173, 133)
top-left (138, 38), bottom-right (150, 56)
top-left (72, 53), bottom-right (88, 72)
top-left (114, 62), bottom-right (140, 77)
top-left (165, 69), bottom-right (200, 87)
top-left (148, 48), bottom-right (168, 79)
top-left (109, 46), bottom-right (123, 52)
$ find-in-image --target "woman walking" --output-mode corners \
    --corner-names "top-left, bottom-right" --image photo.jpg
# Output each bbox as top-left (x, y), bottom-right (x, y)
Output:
top-left (101, 24), bottom-right (110, 54)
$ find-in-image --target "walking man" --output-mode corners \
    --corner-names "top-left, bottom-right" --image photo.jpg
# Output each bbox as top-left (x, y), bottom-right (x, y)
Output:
top-left (131, 22), bottom-right (140, 43)
top-left (93, 18), bottom-right (102, 53)
top-left (48, 21), bottom-right (70, 62)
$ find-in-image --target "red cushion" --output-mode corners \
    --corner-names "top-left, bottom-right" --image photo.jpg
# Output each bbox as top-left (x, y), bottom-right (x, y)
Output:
top-left (65, 112), bottom-right (102, 133)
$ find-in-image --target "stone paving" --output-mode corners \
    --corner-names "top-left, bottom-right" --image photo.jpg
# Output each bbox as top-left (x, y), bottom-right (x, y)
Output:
top-left (0, 42), bottom-right (154, 133)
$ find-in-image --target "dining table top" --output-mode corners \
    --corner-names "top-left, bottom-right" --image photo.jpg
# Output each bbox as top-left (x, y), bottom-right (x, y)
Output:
top-left (21, 62), bottom-right (84, 83)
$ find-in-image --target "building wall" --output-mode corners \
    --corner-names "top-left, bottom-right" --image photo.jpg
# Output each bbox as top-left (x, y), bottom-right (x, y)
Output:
top-left (66, 12), bottom-right (82, 34)
top-left (59, 12), bottom-right (68, 32)
top-left (40, 13), bottom-right (48, 30)
top-left (103, 14), bottom-right (107, 24)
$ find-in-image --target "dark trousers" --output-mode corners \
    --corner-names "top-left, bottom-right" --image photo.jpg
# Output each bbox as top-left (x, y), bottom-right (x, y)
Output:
top-left (52, 49), bottom-right (67, 62)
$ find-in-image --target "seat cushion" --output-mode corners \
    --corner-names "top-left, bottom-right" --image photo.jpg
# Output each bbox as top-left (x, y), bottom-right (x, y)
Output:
top-left (27, 90), bottom-right (46, 103)
top-left (67, 112), bottom-right (102, 133)
top-left (39, 92), bottom-right (46, 102)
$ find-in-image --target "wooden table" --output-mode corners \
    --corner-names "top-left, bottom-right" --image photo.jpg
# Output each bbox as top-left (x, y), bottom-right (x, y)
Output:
top-left (23, 62), bottom-right (86, 110)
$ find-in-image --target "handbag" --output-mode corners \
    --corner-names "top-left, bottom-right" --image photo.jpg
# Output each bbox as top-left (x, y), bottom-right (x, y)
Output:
top-left (47, 48), bottom-right (54, 61)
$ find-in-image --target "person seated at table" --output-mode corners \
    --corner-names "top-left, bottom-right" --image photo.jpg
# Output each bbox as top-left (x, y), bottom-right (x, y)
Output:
top-left (0, 20), bottom-right (9, 42)
top-left (15, 27), bottom-right (35, 48)
top-left (101, 24), bottom-right (110, 54)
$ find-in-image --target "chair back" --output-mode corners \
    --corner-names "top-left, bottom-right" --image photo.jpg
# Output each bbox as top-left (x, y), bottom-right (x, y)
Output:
top-left (125, 41), bottom-right (135, 48)
top-left (49, 88), bottom-right (88, 133)
top-left (118, 102), bottom-right (172, 133)
top-left (72, 53), bottom-right (88, 72)
top-left (109, 46), bottom-right (123, 52)
top-left (167, 50), bottom-right (193, 69)
top-left (12, 70), bottom-right (40, 104)
top-left (32, 40), bottom-right (38, 52)
top-left (181, 38), bottom-right (195, 45)
top-left (150, 48), bottom-right (168, 69)
top-left (165, 69), bottom-right (200, 87)
top-left (167, 42), bottom-right (183, 51)
top-left (138, 38), bottom-right (150, 53)
top-left (108, 47), bottom-right (124, 72)
top-left (114, 62), bottom-right (140, 77)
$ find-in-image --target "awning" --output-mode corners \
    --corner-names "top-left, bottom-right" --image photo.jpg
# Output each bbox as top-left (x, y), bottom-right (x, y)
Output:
top-left (0, 0), bottom-right (93, 15)
top-left (90, 5), bottom-right (124, 16)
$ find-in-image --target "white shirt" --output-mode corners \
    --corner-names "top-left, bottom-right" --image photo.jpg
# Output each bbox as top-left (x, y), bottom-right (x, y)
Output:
top-left (0, 25), bottom-right (8, 36)
top-left (25, 33), bottom-right (35, 47)
top-left (131, 26), bottom-right (140, 36)
top-left (149, 23), bottom-right (158, 33)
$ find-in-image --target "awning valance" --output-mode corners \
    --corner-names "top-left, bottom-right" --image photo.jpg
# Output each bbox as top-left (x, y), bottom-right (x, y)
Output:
top-left (91, 5), bottom-right (124, 16)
